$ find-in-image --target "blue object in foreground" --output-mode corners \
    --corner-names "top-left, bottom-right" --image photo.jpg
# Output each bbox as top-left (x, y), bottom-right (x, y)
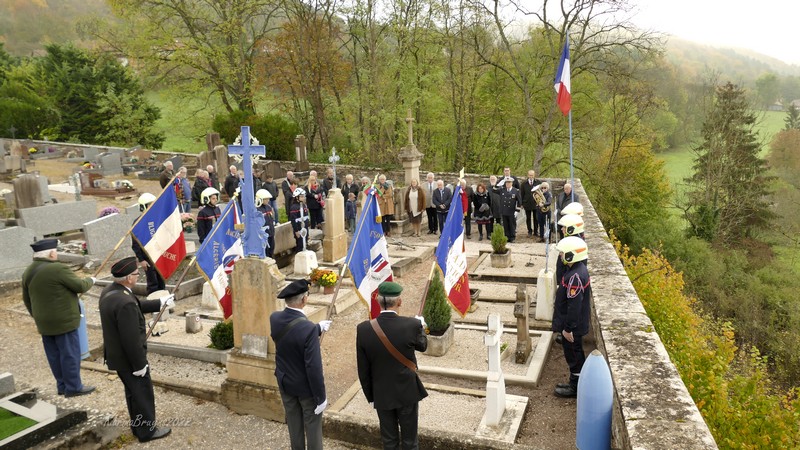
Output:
top-left (78, 299), bottom-right (90, 360)
top-left (576, 349), bottom-right (613, 450)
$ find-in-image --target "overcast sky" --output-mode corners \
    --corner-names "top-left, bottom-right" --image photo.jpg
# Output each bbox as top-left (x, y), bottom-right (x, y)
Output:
top-left (630, 0), bottom-right (800, 65)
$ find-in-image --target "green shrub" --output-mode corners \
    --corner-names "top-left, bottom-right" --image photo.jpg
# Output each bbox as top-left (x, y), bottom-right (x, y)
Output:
top-left (212, 110), bottom-right (300, 160)
top-left (490, 225), bottom-right (508, 254)
top-left (208, 320), bottom-right (234, 350)
top-left (423, 271), bottom-right (451, 335)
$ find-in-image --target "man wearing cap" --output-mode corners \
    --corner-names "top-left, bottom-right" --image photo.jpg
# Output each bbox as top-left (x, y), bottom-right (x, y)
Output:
top-left (22, 239), bottom-right (96, 397)
top-left (356, 281), bottom-right (428, 450)
top-left (99, 257), bottom-right (174, 442)
top-left (270, 279), bottom-right (331, 450)
top-left (499, 176), bottom-right (522, 243)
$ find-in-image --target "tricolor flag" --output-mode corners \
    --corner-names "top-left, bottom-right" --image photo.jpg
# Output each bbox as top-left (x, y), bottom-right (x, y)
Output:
top-left (435, 184), bottom-right (470, 317)
top-left (554, 38), bottom-right (571, 116)
top-left (131, 181), bottom-right (186, 280)
top-left (195, 201), bottom-right (243, 319)
top-left (347, 188), bottom-right (393, 319)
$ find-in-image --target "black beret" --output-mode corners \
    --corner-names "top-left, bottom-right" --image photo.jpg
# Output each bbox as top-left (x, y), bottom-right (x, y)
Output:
top-left (31, 239), bottom-right (58, 252)
top-left (111, 257), bottom-right (139, 277)
top-left (378, 281), bottom-right (403, 297)
top-left (278, 279), bottom-right (310, 299)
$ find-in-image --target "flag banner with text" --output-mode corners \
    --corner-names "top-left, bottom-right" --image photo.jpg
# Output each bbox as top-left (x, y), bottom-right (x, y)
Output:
top-left (435, 184), bottom-right (470, 317)
top-left (195, 201), bottom-right (243, 319)
top-left (131, 183), bottom-right (186, 280)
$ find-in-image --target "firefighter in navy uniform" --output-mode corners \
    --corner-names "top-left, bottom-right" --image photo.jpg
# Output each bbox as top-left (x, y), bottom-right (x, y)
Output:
top-left (197, 187), bottom-right (221, 244)
top-left (555, 214), bottom-right (586, 283)
top-left (131, 193), bottom-right (165, 295)
top-left (289, 188), bottom-right (310, 252)
top-left (256, 189), bottom-right (276, 258)
top-left (498, 177), bottom-right (522, 243)
top-left (552, 236), bottom-right (591, 398)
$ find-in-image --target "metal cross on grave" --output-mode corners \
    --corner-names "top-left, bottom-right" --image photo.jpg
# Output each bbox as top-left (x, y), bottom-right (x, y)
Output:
top-left (328, 147), bottom-right (340, 190)
top-left (228, 126), bottom-right (266, 258)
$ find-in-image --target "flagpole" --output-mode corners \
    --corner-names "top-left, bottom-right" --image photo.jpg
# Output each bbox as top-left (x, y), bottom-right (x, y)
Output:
top-left (569, 108), bottom-right (574, 203)
top-left (192, 195), bottom-right (239, 303)
top-left (416, 261), bottom-right (438, 316)
top-left (94, 174), bottom-right (181, 278)
top-left (145, 255), bottom-right (196, 341)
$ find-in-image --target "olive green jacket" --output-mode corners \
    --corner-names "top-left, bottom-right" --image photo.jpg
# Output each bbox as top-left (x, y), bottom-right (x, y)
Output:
top-left (22, 258), bottom-right (93, 336)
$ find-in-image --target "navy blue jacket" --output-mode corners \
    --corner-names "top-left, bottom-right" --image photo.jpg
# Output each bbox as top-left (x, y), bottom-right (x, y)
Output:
top-left (270, 308), bottom-right (326, 404)
top-left (552, 261), bottom-right (592, 336)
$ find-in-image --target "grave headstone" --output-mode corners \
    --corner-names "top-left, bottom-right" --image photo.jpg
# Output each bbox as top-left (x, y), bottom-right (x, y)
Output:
top-left (83, 213), bottom-right (133, 257)
top-left (294, 135), bottom-right (309, 171)
top-left (168, 155), bottom-right (184, 171)
top-left (13, 174), bottom-right (44, 209)
top-left (0, 227), bottom-right (35, 281)
top-left (198, 151), bottom-right (214, 172)
top-left (124, 203), bottom-right (140, 216)
top-left (484, 313), bottom-right (506, 427)
top-left (10, 140), bottom-right (25, 158)
top-left (83, 147), bottom-right (100, 162)
top-left (16, 200), bottom-right (97, 239)
top-left (5, 155), bottom-right (22, 171)
top-left (36, 175), bottom-right (51, 203)
top-left (206, 132), bottom-right (221, 152)
top-left (106, 147), bottom-right (127, 158)
top-left (99, 153), bottom-right (123, 175)
top-left (0, 138), bottom-right (7, 154)
top-left (214, 145), bottom-right (229, 171)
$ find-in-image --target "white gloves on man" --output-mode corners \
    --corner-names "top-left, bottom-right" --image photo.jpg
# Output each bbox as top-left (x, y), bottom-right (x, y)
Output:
top-left (414, 315), bottom-right (427, 329)
top-left (314, 399), bottom-right (328, 415)
top-left (159, 294), bottom-right (175, 308)
top-left (133, 364), bottom-right (149, 377)
top-left (318, 320), bottom-right (332, 332)
top-left (90, 276), bottom-right (97, 284)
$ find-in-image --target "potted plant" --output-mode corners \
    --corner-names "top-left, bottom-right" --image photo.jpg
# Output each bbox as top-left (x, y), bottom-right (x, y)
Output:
top-left (489, 226), bottom-right (512, 268)
top-left (422, 271), bottom-right (454, 356)
top-left (309, 268), bottom-right (337, 294)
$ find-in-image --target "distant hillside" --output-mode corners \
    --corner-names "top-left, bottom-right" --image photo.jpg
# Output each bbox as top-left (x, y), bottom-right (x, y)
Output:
top-left (0, 0), bottom-right (113, 56)
top-left (665, 37), bottom-right (800, 83)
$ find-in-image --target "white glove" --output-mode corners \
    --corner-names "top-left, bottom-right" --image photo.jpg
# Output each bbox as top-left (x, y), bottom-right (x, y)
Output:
top-left (318, 320), bottom-right (332, 332)
top-left (90, 277), bottom-right (97, 284)
top-left (314, 399), bottom-right (328, 415)
top-left (133, 364), bottom-right (149, 377)
top-left (369, 401), bottom-right (374, 408)
top-left (159, 294), bottom-right (175, 308)
top-left (414, 315), bottom-right (427, 329)
top-left (514, 211), bottom-right (518, 219)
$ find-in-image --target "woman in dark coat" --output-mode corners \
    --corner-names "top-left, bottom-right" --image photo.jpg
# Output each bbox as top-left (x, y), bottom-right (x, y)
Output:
top-left (472, 183), bottom-right (493, 240)
top-left (305, 175), bottom-right (325, 229)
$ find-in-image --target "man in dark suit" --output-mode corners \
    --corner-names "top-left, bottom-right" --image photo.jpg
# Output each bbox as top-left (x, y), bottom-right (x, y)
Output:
top-left (356, 281), bottom-right (428, 450)
top-left (431, 179), bottom-right (452, 235)
top-left (98, 257), bottom-right (174, 443)
top-left (499, 177), bottom-right (522, 243)
top-left (520, 170), bottom-right (540, 238)
top-left (270, 280), bottom-right (331, 450)
top-left (224, 164), bottom-right (239, 199)
top-left (499, 167), bottom-right (519, 190)
top-left (282, 171), bottom-right (296, 211)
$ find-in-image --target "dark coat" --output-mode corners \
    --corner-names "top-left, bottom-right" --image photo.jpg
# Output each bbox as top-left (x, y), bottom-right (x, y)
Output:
top-left (269, 308), bottom-right (326, 404)
top-left (192, 176), bottom-right (210, 205)
top-left (342, 182), bottom-right (360, 201)
top-left (460, 186), bottom-right (474, 215)
top-left (552, 261), bottom-right (592, 336)
top-left (281, 179), bottom-right (295, 206)
top-left (197, 205), bottom-right (221, 243)
top-left (22, 259), bottom-right (93, 336)
top-left (98, 283), bottom-right (161, 372)
top-left (224, 173), bottom-right (239, 198)
top-left (520, 178), bottom-right (541, 210)
top-left (472, 190), bottom-right (492, 220)
top-left (356, 312), bottom-right (428, 410)
top-left (159, 169), bottom-right (174, 189)
top-left (261, 180), bottom-right (279, 199)
top-left (321, 177), bottom-right (341, 196)
top-left (289, 202), bottom-right (310, 234)
top-left (499, 187), bottom-right (522, 216)
top-left (557, 191), bottom-right (581, 215)
top-left (432, 187), bottom-right (452, 212)
top-left (306, 183), bottom-right (325, 211)
top-left (489, 185), bottom-right (503, 220)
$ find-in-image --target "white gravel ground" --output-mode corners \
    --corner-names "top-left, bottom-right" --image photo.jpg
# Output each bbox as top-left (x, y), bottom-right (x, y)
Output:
top-left (417, 329), bottom-right (537, 376)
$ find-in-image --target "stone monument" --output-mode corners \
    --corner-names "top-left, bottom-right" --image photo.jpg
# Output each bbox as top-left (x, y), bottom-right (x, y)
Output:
top-left (323, 148), bottom-right (348, 262)
top-left (398, 109), bottom-right (424, 187)
top-left (514, 284), bottom-right (532, 363)
top-left (483, 313), bottom-right (506, 427)
top-left (294, 135), bottom-right (309, 172)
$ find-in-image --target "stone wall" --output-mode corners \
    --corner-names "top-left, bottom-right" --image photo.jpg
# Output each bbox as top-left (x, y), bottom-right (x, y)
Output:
top-left (573, 179), bottom-right (718, 449)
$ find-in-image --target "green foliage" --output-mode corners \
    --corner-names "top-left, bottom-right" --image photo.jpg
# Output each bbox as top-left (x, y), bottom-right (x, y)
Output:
top-left (0, 62), bottom-right (60, 139)
top-left (784, 104), bottom-right (800, 130)
top-left (213, 110), bottom-right (300, 161)
top-left (755, 72), bottom-right (780, 108)
top-left (490, 225), bottom-right (508, 254)
top-left (208, 320), bottom-right (234, 350)
top-left (423, 271), bottom-right (451, 335)
top-left (616, 238), bottom-right (800, 449)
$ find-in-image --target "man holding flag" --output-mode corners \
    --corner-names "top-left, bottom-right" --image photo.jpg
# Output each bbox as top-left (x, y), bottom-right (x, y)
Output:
top-left (195, 199), bottom-right (243, 319)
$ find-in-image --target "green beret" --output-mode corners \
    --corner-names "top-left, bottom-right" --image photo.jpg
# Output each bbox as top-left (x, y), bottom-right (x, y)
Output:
top-left (378, 281), bottom-right (403, 297)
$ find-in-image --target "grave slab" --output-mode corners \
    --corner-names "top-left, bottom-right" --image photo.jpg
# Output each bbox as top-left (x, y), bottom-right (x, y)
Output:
top-left (0, 372), bottom-right (14, 397)
top-left (99, 153), bottom-right (123, 175)
top-left (16, 200), bottom-right (96, 239)
top-left (83, 213), bottom-right (133, 258)
top-left (468, 252), bottom-right (548, 284)
top-left (0, 227), bottom-right (36, 282)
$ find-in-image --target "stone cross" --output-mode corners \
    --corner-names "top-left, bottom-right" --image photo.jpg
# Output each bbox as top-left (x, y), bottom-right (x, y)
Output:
top-left (328, 147), bottom-right (340, 190)
top-left (484, 313), bottom-right (506, 426)
top-left (514, 284), bottom-right (531, 363)
top-left (228, 126), bottom-right (266, 258)
top-left (405, 109), bottom-right (415, 145)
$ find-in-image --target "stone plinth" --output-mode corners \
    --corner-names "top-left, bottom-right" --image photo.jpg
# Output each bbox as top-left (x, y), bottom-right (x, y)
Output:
top-left (398, 144), bottom-right (423, 187)
top-left (294, 250), bottom-right (318, 276)
top-left (513, 284), bottom-right (531, 363)
top-left (322, 188), bottom-right (347, 262)
top-left (535, 269), bottom-right (554, 321)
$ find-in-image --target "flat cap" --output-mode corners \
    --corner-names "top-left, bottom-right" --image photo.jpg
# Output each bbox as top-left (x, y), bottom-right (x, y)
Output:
top-left (378, 281), bottom-right (403, 297)
top-left (278, 279), bottom-right (310, 299)
top-left (31, 238), bottom-right (58, 252)
top-left (111, 256), bottom-right (139, 277)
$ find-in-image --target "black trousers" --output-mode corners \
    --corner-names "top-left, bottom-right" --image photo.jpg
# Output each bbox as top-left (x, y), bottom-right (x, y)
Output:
top-left (382, 214), bottom-right (395, 235)
top-left (525, 207), bottom-right (538, 234)
top-left (463, 213), bottom-right (472, 237)
top-left (502, 214), bottom-right (516, 242)
top-left (425, 207), bottom-right (437, 232)
top-left (376, 403), bottom-right (419, 450)
top-left (117, 367), bottom-right (157, 441)
top-left (145, 264), bottom-right (165, 295)
top-left (536, 210), bottom-right (550, 239)
top-left (561, 333), bottom-right (586, 388)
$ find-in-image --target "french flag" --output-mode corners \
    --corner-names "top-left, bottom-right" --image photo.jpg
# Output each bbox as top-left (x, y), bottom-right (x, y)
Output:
top-left (554, 38), bottom-right (571, 116)
top-left (196, 201), bottom-right (243, 319)
top-left (347, 188), bottom-right (393, 319)
top-left (131, 182), bottom-right (186, 280)
top-left (435, 184), bottom-right (470, 317)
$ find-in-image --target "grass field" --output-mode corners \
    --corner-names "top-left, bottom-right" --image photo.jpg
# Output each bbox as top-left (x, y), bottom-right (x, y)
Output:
top-left (146, 90), bottom-right (222, 153)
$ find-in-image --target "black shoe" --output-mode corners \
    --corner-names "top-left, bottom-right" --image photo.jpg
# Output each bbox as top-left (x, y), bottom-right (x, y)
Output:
top-left (528, 231), bottom-right (533, 237)
top-left (479, 234), bottom-right (483, 241)
top-left (140, 427), bottom-right (172, 443)
top-left (556, 382), bottom-right (571, 389)
top-left (65, 385), bottom-right (95, 397)
top-left (555, 385), bottom-right (577, 398)
top-left (467, 234), bottom-right (472, 239)
top-left (555, 334), bottom-right (563, 344)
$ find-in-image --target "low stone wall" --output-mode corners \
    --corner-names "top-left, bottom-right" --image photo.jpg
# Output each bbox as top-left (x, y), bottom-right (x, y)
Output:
top-left (574, 179), bottom-right (717, 449)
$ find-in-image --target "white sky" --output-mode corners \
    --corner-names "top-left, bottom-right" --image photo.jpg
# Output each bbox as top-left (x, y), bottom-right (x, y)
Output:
top-left (630, 0), bottom-right (800, 65)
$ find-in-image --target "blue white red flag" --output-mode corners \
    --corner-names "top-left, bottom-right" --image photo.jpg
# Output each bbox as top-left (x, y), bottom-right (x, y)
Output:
top-left (347, 188), bottom-right (393, 319)
top-left (131, 180), bottom-right (186, 280)
top-left (554, 38), bottom-right (571, 116)
top-left (435, 185), bottom-right (470, 317)
top-left (195, 201), bottom-right (243, 318)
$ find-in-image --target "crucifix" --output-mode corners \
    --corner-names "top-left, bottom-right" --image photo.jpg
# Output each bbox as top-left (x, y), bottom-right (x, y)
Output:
top-left (328, 147), bottom-right (340, 190)
top-left (228, 126), bottom-right (267, 258)
top-left (405, 109), bottom-right (415, 145)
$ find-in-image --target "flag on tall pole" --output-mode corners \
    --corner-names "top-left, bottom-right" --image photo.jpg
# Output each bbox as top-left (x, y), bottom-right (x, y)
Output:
top-left (195, 201), bottom-right (243, 318)
top-left (347, 188), bottom-right (393, 319)
top-left (435, 184), bottom-right (471, 317)
top-left (131, 182), bottom-right (187, 280)
top-left (554, 38), bottom-right (571, 116)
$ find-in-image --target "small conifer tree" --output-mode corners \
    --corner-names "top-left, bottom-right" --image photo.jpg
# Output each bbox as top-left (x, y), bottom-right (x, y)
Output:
top-left (423, 271), bottom-right (452, 335)
top-left (490, 225), bottom-right (508, 254)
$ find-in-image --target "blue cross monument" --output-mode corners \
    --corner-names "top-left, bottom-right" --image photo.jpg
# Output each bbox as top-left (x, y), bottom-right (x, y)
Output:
top-left (228, 126), bottom-right (267, 258)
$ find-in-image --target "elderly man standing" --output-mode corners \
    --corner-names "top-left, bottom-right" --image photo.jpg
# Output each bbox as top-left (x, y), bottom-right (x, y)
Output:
top-left (206, 164), bottom-right (219, 191)
top-left (356, 281), bottom-right (428, 450)
top-left (282, 171), bottom-right (296, 210)
top-left (22, 239), bottom-right (96, 397)
top-left (421, 172), bottom-right (437, 235)
top-left (224, 164), bottom-right (239, 199)
top-left (158, 160), bottom-right (174, 188)
top-left (432, 179), bottom-right (451, 235)
top-left (270, 280), bottom-right (330, 450)
top-left (99, 257), bottom-right (174, 442)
